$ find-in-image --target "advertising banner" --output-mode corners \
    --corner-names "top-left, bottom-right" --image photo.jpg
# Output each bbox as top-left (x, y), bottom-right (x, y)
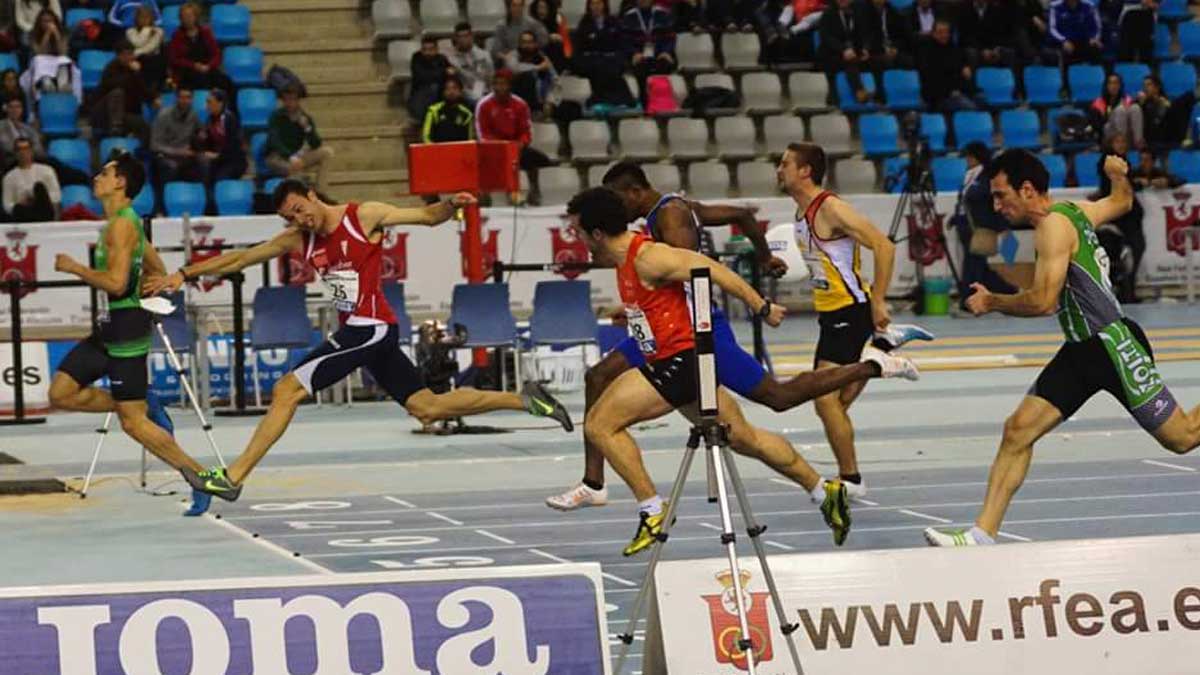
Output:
top-left (0, 340), bottom-right (49, 416)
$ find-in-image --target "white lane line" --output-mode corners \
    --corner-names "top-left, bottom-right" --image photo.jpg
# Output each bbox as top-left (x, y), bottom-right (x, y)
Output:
top-left (698, 522), bottom-right (722, 532)
top-left (426, 511), bottom-right (464, 526)
top-left (203, 514), bottom-right (333, 575)
top-left (998, 531), bottom-right (1033, 542)
top-left (527, 548), bottom-right (637, 587)
top-left (383, 496), bottom-right (416, 508)
top-left (898, 509), bottom-right (953, 524)
top-left (1143, 459), bottom-right (1198, 472)
top-left (766, 541), bottom-right (794, 551)
top-left (475, 529), bottom-right (516, 545)
top-left (856, 497), bottom-right (881, 506)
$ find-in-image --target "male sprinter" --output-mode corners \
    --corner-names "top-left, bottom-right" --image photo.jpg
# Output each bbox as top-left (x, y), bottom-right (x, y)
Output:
top-left (546, 162), bottom-right (918, 510)
top-left (571, 187), bottom-right (886, 553)
top-left (146, 179), bottom-right (573, 500)
top-left (926, 151), bottom-right (1200, 546)
top-left (50, 152), bottom-right (208, 485)
top-left (780, 142), bottom-right (934, 502)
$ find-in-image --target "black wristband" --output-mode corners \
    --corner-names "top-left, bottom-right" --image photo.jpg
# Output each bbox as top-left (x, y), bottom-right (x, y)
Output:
top-left (755, 301), bottom-right (772, 319)
top-left (177, 267), bottom-right (192, 282)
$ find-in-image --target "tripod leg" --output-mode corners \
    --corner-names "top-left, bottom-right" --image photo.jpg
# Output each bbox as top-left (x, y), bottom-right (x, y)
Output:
top-left (79, 412), bottom-right (113, 499)
top-left (706, 443), bottom-right (718, 503)
top-left (724, 449), bottom-right (806, 675)
top-left (140, 447), bottom-right (147, 489)
top-left (156, 322), bottom-right (228, 467)
top-left (711, 443), bottom-right (759, 674)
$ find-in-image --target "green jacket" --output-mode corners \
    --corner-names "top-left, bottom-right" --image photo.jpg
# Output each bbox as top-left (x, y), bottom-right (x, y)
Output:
top-left (267, 107), bottom-right (322, 157)
top-left (421, 101), bottom-right (474, 144)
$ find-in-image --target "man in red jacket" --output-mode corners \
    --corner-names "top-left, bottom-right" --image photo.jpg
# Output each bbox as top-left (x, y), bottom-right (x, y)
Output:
top-left (473, 68), bottom-right (550, 204)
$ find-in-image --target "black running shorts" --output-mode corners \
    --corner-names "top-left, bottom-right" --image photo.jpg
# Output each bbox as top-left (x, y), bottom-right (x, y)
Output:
top-left (814, 302), bottom-right (875, 367)
top-left (638, 349), bottom-right (698, 408)
top-left (57, 335), bottom-right (148, 401)
top-left (293, 323), bottom-right (425, 405)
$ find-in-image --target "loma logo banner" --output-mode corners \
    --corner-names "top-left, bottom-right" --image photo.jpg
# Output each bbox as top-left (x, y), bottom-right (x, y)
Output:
top-left (0, 566), bottom-right (611, 675)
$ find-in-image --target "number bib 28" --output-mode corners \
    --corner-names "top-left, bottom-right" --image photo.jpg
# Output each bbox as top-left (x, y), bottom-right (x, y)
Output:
top-left (626, 305), bottom-right (658, 355)
top-left (323, 269), bottom-right (359, 313)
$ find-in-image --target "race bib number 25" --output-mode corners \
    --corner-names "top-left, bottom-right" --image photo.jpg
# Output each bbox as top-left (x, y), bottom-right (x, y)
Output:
top-left (323, 270), bottom-right (359, 313)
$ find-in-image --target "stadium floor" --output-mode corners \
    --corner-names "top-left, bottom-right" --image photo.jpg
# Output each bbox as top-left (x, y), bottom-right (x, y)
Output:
top-left (4, 303), bottom-right (1200, 674)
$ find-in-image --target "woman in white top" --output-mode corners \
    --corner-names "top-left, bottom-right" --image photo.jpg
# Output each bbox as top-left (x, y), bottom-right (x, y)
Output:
top-left (126, 5), bottom-right (166, 93)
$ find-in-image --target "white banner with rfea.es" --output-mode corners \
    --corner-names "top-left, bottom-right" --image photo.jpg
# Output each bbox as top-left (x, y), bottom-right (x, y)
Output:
top-left (646, 534), bottom-right (1200, 675)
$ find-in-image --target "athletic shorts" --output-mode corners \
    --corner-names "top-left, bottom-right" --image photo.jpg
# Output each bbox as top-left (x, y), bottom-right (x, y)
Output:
top-left (58, 335), bottom-right (148, 401)
top-left (638, 349), bottom-right (698, 408)
top-left (1032, 318), bottom-right (1178, 432)
top-left (614, 307), bottom-right (765, 397)
top-left (294, 323), bottom-right (425, 405)
top-left (814, 302), bottom-right (874, 367)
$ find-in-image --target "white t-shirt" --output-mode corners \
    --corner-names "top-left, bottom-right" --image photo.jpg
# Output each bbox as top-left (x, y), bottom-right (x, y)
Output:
top-left (3, 163), bottom-right (61, 214)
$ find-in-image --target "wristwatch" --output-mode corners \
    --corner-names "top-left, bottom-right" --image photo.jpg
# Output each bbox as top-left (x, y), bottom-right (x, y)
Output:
top-left (755, 301), bottom-right (772, 319)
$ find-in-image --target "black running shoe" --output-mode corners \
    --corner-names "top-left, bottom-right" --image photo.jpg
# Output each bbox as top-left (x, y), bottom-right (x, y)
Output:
top-left (521, 381), bottom-right (574, 432)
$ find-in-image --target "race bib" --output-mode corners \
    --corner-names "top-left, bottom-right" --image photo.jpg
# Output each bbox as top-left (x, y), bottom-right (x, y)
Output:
top-left (802, 249), bottom-right (829, 291)
top-left (626, 305), bottom-right (657, 355)
top-left (323, 269), bottom-right (359, 313)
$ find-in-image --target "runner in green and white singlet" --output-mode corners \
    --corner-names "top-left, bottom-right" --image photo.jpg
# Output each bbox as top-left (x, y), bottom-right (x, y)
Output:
top-left (924, 149), bottom-right (1200, 548)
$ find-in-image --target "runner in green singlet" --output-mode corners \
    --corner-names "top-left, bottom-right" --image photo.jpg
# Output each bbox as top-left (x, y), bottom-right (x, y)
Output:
top-left (50, 152), bottom-right (208, 486)
top-left (925, 149), bottom-right (1200, 547)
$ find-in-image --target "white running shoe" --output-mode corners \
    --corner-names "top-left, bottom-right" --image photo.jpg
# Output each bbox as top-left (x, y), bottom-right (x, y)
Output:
top-left (545, 482), bottom-right (608, 511)
top-left (842, 478), bottom-right (868, 502)
top-left (875, 323), bottom-right (936, 350)
top-left (861, 345), bottom-right (920, 381)
top-left (924, 527), bottom-right (990, 547)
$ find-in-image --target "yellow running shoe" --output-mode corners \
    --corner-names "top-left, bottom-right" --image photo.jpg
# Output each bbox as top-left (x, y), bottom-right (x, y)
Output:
top-left (622, 503), bottom-right (670, 557)
top-left (819, 480), bottom-right (852, 546)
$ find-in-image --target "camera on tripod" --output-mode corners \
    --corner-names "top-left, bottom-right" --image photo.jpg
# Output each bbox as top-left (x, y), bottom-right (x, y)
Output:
top-left (892, 111), bottom-right (933, 191)
top-left (415, 320), bottom-right (467, 395)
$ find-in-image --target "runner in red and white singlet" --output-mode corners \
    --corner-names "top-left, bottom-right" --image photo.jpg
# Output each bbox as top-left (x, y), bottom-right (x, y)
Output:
top-left (301, 202), bottom-right (397, 325)
top-left (615, 232), bottom-right (694, 363)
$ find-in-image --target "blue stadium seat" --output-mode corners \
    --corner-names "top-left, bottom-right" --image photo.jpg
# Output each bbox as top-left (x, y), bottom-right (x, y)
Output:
top-left (952, 110), bottom-right (994, 147)
top-left (1024, 66), bottom-right (1063, 107)
top-left (1161, 0), bottom-right (1191, 23)
top-left (1155, 23), bottom-right (1173, 60)
top-left (251, 287), bottom-right (312, 351)
top-left (61, 184), bottom-right (101, 214)
top-left (1042, 153), bottom-right (1067, 188)
top-left (78, 50), bottom-right (114, 90)
top-left (151, 92), bottom-right (178, 121)
top-left (99, 136), bottom-right (141, 160)
top-left (530, 280), bottom-right (597, 347)
top-left (382, 282), bottom-right (413, 345)
top-left (931, 156), bottom-right (967, 192)
top-left (150, 292), bottom-right (191, 367)
top-left (919, 113), bottom-right (947, 152)
top-left (251, 132), bottom-right (274, 179)
top-left (224, 46), bottom-right (264, 85)
top-left (835, 71), bottom-right (878, 113)
top-left (48, 138), bottom-right (91, 175)
top-left (1067, 64), bottom-right (1104, 104)
top-left (1113, 62), bottom-right (1152, 89)
top-left (211, 4), bottom-right (251, 44)
top-left (214, 179), bottom-right (254, 215)
top-left (1047, 106), bottom-right (1094, 152)
top-left (0, 53), bottom-right (17, 74)
top-left (882, 155), bottom-right (910, 193)
top-left (1074, 151), bottom-right (1101, 187)
top-left (449, 283), bottom-right (522, 386)
top-left (1000, 109), bottom-right (1041, 149)
top-left (859, 113), bottom-right (901, 157)
top-left (38, 93), bottom-right (79, 136)
top-left (882, 69), bottom-right (921, 111)
top-left (891, 0), bottom-right (914, 9)
top-left (161, 5), bottom-right (180, 38)
top-left (262, 176), bottom-right (283, 195)
top-left (1170, 149), bottom-right (1200, 183)
top-left (236, 88), bottom-right (275, 130)
top-left (976, 67), bottom-right (1016, 108)
top-left (1161, 60), bottom-right (1198, 98)
top-left (192, 89), bottom-right (210, 123)
top-left (1179, 22), bottom-right (1200, 59)
top-left (132, 185), bottom-right (155, 216)
top-left (65, 8), bottom-right (104, 31)
top-left (164, 181), bottom-right (207, 216)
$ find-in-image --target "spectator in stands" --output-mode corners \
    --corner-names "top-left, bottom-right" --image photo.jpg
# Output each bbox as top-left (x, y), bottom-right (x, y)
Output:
top-left (623, 0), bottom-right (677, 91)
top-left (0, 98), bottom-right (88, 183)
top-left (1119, 0), bottom-right (1157, 63)
top-left (127, 5), bottom-right (166, 95)
top-left (957, 0), bottom-right (1025, 68)
top-left (573, 0), bottom-right (638, 107)
top-left (108, 0), bottom-right (161, 30)
top-left (531, 0), bottom-right (571, 72)
top-left (151, 86), bottom-right (201, 185)
top-left (1090, 73), bottom-right (1143, 148)
top-left (266, 84), bottom-right (333, 192)
top-left (408, 35), bottom-right (451, 126)
top-left (422, 75), bottom-right (474, 143)
top-left (475, 69), bottom-right (550, 204)
top-left (30, 8), bottom-right (67, 56)
top-left (15, 0), bottom-right (62, 47)
top-left (818, 0), bottom-right (872, 104)
top-left (1049, 0), bottom-right (1103, 65)
top-left (1015, 0), bottom-right (1050, 46)
top-left (1132, 148), bottom-right (1182, 189)
top-left (953, 141), bottom-right (1016, 311)
top-left (0, 70), bottom-right (26, 111)
top-left (167, 1), bottom-right (232, 93)
top-left (91, 39), bottom-right (150, 142)
top-left (864, 0), bottom-right (912, 70)
top-left (1093, 130), bottom-right (1144, 303)
top-left (1138, 73), bottom-right (1195, 150)
top-left (444, 22), bottom-right (492, 105)
top-left (906, 0), bottom-right (939, 37)
top-left (491, 0), bottom-right (550, 61)
top-left (759, 0), bottom-right (827, 63)
top-left (3, 137), bottom-right (59, 222)
top-left (195, 88), bottom-right (246, 192)
top-left (917, 19), bottom-right (976, 111)
top-left (503, 30), bottom-right (558, 116)
top-left (707, 0), bottom-right (757, 33)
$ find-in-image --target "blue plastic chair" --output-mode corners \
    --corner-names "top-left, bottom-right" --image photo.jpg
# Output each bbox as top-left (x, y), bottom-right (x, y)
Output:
top-left (882, 69), bottom-right (921, 111)
top-left (48, 138), bottom-right (91, 175)
top-left (78, 50), bottom-right (114, 90)
top-left (1042, 153), bottom-right (1067, 188)
top-left (161, 5), bottom-right (180, 38)
top-left (835, 71), bottom-right (878, 113)
top-left (975, 67), bottom-right (1016, 108)
top-left (0, 53), bottom-right (17, 74)
top-left (224, 45), bottom-right (264, 86)
top-left (214, 179), bottom-right (254, 215)
top-left (382, 282), bottom-right (414, 345)
top-left (1155, 23), bottom-right (1174, 60)
top-left (251, 132), bottom-right (274, 179)
top-left (1067, 64), bottom-right (1104, 104)
top-left (133, 185), bottom-right (156, 216)
top-left (530, 280), bottom-right (597, 347)
top-left (1047, 106), bottom-right (1094, 152)
top-left (250, 286), bottom-right (312, 401)
top-left (99, 136), bottom-right (141, 160)
top-left (859, 113), bottom-right (901, 157)
top-left (931, 156), bottom-right (967, 192)
top-left (882, 155), bottom-right (909, 193)
top-left (1074, 151), bottom-right (1102, 187)
top-left (1023, 66), bottom-right (1063, 107)
top-left (164, 181), bottom-right (207, 216)
top-left (449, 283), bottom-right (521, 387)
top-left (1161, 0), bottom-right (1191, 22)
top-left (1161, 60), bottom-right (1198, 98)
top-left (1179, 22), bottom-right (1200, 59)
top-left (236, 87), bottom-right (275, 130)
top-left (61, 184), bottom-right (102, 214)
top-left (1170, 149), bottom-right (1200, 183)
top-left (211, 4), bottom-right (251, 44)
top-left (1000, 109), bottom-right (1041, 150)
top-left (919, 112), bottom-right (947, 152)
top-left (891, 0), bottom-right (914, 10)
top-left (65, 8), bottom-right (105, 31)
top-left (192, 89), bottom-right (210, 123)
top-left (952, 110), bottom-right (993, 148)
top-left (38, 93), bottom-right (79, 136)
top-left (1114, 62), bottom-right (1152, 89)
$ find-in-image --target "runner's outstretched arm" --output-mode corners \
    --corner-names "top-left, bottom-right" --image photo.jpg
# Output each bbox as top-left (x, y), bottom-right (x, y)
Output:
top-left (143, 229), bottom-right (304, 295)
top-left (357, 192), bottom-right (477, 234)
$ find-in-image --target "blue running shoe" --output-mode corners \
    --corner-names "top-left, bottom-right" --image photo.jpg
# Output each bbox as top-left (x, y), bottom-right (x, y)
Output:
top-left (183, 490), bottom-right (212, 516)
top-left (874, 323), bottom-right (936, 351)
top-left (146, 391), bottom-right (174, 435)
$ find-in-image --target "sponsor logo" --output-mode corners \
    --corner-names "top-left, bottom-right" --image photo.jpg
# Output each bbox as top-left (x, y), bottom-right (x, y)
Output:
top-left (187, 223), bottom-right (225, 292)
top-left (381, 229), bottom-right (409, 280)
top-left (550, 222), bottom-right (589, 280)
top-left (1163, 189), bottom-right (1200, 257)
top-left (0, 228), bottom-right (37, 298)
top-left (1114, 336), bottom-right (1164, 397)
top-left (1155, 398), bottom-right (1170, 416)
top-left (702, 569), bottom-right (774, 671)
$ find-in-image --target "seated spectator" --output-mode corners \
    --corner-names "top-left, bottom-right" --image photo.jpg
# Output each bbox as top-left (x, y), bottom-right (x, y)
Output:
top-left (1093, 130), bottom-right (1143, 302)
top-left (906, 0), bottom-right (939, 37)
top-left (444, 22), bottom-right (493, 106)
top-left (623, 0), bottom-right (677, 94)
top-left (759, 0), bottom-right (827, 64)
top-left (3, 137), bottom-right (60, 222)
top-left (151, 86), bottom-right (201, 185)
top-left (195, 89), bottom-right (245, 190)
top-left (422, 75), bottom-right (474, 143)
top-left (952, 141), bottom-right (1016, 310)
top-left (491, 0), bottom-right (550, 61)
top-left (167, 2), bottom-right (233, 94)
top-left (0, 98), bottom-right (88, 183)
top-left (108, 0), bottom-right (161, 31)
top-left (1138, 73), bottom-right (1195, 150)
top-left (475, 69), bottom-right (551, 204)
top-left (1132, 148), bottom-right (1182, 189)
top-left (572, 0), bottom-right (638, 107)
top-left (266, 84), bottom-right (334, 192)
top-left (15, 0), bottom-right (62, 47)
top-left (0, 2), bottom-right (14, 52)
top-left (408, 35), bottom-right (451, 126)
top-left (30, 8), bottom-right (67, 56)
top-left (503, 30), bottom-right (558, 116)
top-left (127, 5), bottom-right (166, 94)
top-left (818, 0), bottom-right (872, 104)
top-left (1049, 0), bottom-right (1102, 65)
top-left (1016, 0), bottom-right (1050, 49)
top-left (531, 0), bottom-right (572, 72)
top-left (864, 0), bottom-right (912, 70)
top-left (958, 0), bottom-right (1028, 68)
top-left (90, 39), bottom-right (151, 143)
top-left (1089, 73), bottom-right (1143, 148)
top-left (707, 0), bottom-right (757, 33)
top-left (18, 51), bottom-right (81, 113)
top-left (1117, 0), bottom-right (1156, 63)
top-left (0, 70), bottom-right (27, 111)
top-left (917, 19), bottom-right (976, 111)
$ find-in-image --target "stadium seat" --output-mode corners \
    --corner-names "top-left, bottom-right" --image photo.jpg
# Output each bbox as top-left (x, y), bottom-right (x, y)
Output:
top-left (714, 117), bottom-right (756, 159)
top-left (210, 4), bottom-right (251, 44)
top-left (1047, 106), bottom-right (1094, 152)
top-left (1155, 23), bottom-right (1174, 60)
top-left (557, 75), bottom-right (592, 107)
top-left (764, 114), bottom-right (807, 156)
top-left (882, 69), bottom-right (921, 111)
top-left (215, 179), bottom-right (254, 215)
top-left (387, 40), bottom-right (418, 81)
top-left (1169, 149), bottom-right (1200, 183)
top-left (882, 155), bottom-right (910, 193)
top-left (529, 279), bottom-right (596, 369)
top-left (250, 287), bottom-right (313, 408)
top-left (617, 118), bottom-right (661, 160)
top-left (568, 120), bottom-right (611, 161)
top-left (741, 72), bottom-right (784, 113)
top-left (919, 113), bottom-right (947, 153)
top-left (999, 109), bottom-right (1041, 149)
top-left (161, 5), bottom-right (180, 38)
top-left (1074, 151), bottom-right (1101, 187)
top-left (676, 33), bottom-right (718, 72)
top-left (538, 166), bottom-right (582, 205)
top-left (61, 184), bottom-right (101, 214)
top-left (419, 0), bottom-right (461, 34)
top-left (466, 0), bottom-right (505, 29)
top-left (666, 118), bottom-right (710, 159)
top-left (694, 73), bottom-right (737, 100)
top-left (1113, 62), bottom-right (1152, 89)
top-left (380, 282), bottom-right (413, 345)
top-left (224, 46), bottom-right (264, 86)
top-left (237, 88), bottom-right (275, 130)
top-left (687, 161), bottom-right (731, 198)
top-left (931, 156), bottom-right (967, 192)
top-left (736, 161), bottom-right (780, 198)
top-left (372, 0), bottom-right (412, 38)
top-left (1161, 60), bottom-right (1197, 98)
top-left (859, 113), bottom-right (901, 157)
top-left (450, 285), bottom-right (520, 388)
top-left (65, 8), bottom-right (104, 31)
top-left (530, 121), bottom-right (562, 160)
top-left (1023, 66), bottom-right (1063, 107)
top-left (99, 136), bottom-right (141, 160)
top-left (833, 158), bottom-right (877, 194)
top-left (586, 163), bottom-right (612, 188)
top-left (788, 72), bottom-right (829, 112)
top-left (1180, 22), bottom-right (1200, 59)
top-left (48, 139), bottom-right (91, 175)
top-left (262, 176), bottom-right (283, 195)
top-left (164, 181), bottom-right (207, 216)
top-left (891, 0), bottom-right (914, 9)
top-left (132, 185), bottom-right (155, 216)
top-left (953, 110), bottom-right (994, 147)
top-left (1067, 64), bottom-right (1104, 104)
top-left (78, 50), bottom-right (113, 90)
top-left (642, 163), bottom-right (682, 193)
top-left (976, 67), bottom-right (1016, 108)
top-left (0, 53), bottom-right (16, 74)
top-left (835, 71), bottom-right (878, 113)
top-left (38, 93), bottom-right (79, 136)
top-left (1161, 0), bottom-right (1191, 22)
top-left (1042, 153), bottom-right (1067, 188)
top-left (722, 32), bottom-right (761, 70)
top-left (250, 132), bottom-right (273, 178)
top-left (809, 113), bottom-right (855, 155)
